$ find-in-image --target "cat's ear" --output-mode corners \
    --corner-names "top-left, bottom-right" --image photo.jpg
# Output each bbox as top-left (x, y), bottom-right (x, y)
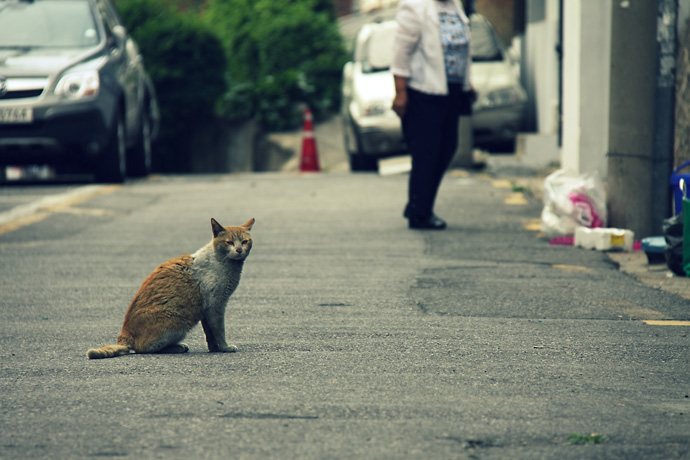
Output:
top-left (242, 218), bottom-right (255, 231)
top-left (211, 218), bottom-right (226, 237)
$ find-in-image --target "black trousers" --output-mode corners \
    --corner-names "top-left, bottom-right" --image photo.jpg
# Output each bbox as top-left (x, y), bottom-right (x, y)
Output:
top-left (402, 84), bottom-right (469, 219)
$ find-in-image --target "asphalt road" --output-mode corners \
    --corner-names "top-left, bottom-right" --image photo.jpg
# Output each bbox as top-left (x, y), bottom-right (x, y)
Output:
top-left (1, 170), bottom-right (689, 459)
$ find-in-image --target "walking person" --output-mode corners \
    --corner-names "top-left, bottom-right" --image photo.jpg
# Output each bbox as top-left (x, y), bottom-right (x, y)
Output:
top-left (392, 0), bottom-right (474, 230)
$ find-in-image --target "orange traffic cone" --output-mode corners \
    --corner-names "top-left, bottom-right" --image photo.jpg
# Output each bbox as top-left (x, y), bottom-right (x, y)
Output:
top-left (299, 107), bottom-right (321, 172)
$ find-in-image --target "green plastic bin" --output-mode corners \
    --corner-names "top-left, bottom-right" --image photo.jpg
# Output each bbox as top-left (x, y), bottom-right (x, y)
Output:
top-left (681, 179), bottom-right (690, 276)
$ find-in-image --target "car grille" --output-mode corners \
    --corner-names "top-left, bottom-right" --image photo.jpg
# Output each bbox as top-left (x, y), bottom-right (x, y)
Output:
top-left (0, 89), bottom-right (44, 100)
top-left (0, 78), bottom-right (48, 101)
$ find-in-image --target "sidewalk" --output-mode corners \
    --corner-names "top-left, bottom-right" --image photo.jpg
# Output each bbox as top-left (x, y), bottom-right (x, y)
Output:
top-left (487, 154), bottom-right (690, 301)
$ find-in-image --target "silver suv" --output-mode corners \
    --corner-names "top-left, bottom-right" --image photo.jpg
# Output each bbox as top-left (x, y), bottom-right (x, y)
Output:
top-left (0, 0), bottom-right (159, 182)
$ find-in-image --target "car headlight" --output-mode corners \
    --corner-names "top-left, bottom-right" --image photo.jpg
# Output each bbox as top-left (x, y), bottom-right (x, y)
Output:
top-left (477, 87), bottom-right (525, 109)
top-left (54, 70), bottom-right (100, 100)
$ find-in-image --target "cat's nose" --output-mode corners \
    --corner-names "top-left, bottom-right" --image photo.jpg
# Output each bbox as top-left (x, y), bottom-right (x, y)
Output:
top-left (236, 248), bottom-right (243, 254)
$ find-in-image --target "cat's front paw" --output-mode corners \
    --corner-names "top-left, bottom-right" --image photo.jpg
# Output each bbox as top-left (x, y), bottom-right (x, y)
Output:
top-left (209, 343), bottom-right (238, 353)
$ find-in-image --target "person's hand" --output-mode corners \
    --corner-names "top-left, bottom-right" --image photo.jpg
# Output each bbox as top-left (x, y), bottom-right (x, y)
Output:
top-left (392, 75), bottom-right (409, 118)
top-left (392, 89), bottom-right (407, 118)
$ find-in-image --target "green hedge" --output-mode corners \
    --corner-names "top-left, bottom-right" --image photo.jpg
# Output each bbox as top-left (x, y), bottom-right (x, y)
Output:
top-left (116, 0), bottom-right (347, 169)
top-left (116, 0), bottom-right (227, 171)
top-left (203, 0), bottom-right (348, 131)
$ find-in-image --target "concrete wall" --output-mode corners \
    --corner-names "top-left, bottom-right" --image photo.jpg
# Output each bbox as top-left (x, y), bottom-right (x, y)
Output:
top-left (189, 119), bottom-right (258, 174)
top-left (522, 0), bottom-right (560, 135)
top-left (561, 0), bottom-right (611, 177)
top-left (512, 0), bottom-right (561, 169)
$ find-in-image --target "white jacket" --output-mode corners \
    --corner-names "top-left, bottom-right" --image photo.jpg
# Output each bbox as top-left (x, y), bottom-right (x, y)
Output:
top-left (391, 0), bottom-right (471, 95)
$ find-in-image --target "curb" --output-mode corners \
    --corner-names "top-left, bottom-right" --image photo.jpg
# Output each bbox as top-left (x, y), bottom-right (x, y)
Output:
top-left (510, 170), bottom-right (690, 301)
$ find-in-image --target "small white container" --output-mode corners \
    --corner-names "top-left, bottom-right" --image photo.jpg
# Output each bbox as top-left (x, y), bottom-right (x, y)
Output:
top-left (574, 227), bottom-right (635, 252)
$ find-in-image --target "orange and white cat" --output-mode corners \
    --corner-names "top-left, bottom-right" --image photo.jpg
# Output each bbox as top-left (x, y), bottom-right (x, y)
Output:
top-left (87, 218), bottom-right (254, 359)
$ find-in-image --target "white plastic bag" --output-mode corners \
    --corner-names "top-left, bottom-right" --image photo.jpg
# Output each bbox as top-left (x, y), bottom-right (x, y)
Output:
top-left (541, 169), bottom-right (607, 237)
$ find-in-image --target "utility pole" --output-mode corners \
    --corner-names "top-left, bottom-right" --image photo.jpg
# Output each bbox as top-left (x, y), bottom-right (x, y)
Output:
top-left (607, 0), bottom-right (657, 239)
top-left (651, 0), bottom-right (678, 232)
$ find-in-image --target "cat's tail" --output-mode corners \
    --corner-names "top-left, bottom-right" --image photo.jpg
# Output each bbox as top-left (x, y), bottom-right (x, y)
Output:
top-left (87, 334), bottom-right (133, 359)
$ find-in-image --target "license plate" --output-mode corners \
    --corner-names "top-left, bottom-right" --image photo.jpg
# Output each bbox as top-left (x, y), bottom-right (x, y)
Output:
top-left (0, 107), bottom-right (33, 123)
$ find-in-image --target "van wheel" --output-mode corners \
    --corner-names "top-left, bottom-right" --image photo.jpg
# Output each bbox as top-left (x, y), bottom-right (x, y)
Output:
top-left (96, 110), bottom-right (126, 183)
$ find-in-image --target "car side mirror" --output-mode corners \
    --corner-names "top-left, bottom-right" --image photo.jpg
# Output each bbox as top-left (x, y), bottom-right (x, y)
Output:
top-left (110, 25), bottom-right (127, 51)
top-left (343, 62), bottom-right (353, 80)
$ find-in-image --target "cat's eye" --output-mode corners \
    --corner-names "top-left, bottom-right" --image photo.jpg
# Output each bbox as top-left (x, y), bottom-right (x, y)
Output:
top-left (242, 240), bottom-right (248, 245)
top-left (227, 241), bottom-right (234, 246)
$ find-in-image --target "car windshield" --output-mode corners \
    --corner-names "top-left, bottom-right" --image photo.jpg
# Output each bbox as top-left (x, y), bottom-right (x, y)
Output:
top-left (360, 15), bottom-right (503, 72)
top-left (0, 0), bottom-right (100, 48)
top-left (360, 25), bottom-right (397, 73)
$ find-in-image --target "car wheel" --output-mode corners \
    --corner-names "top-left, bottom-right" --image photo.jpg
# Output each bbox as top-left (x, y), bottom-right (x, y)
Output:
top-left (343, 117), bottom-right (357, 156)
top-left (345, 119), bottom-right (378, 172)
top-left (127, 107), bottom-right (152, 177)
top-left (96, 110), bottom-right (126, 183)
top-left (349, 154), bottom-right (378, 172)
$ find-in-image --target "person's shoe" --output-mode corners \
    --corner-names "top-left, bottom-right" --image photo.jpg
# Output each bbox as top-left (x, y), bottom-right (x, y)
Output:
top-left (408, 215), bottom-right (447, 230)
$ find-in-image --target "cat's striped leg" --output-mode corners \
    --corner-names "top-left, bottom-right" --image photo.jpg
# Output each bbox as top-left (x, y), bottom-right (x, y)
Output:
top-left (134, 330), bottom-right (189, 354)
top-left (201, 315), bottom-right (237, 352)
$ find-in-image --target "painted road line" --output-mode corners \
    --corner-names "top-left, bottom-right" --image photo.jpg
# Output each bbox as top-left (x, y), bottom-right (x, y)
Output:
top-left (40, 184), bottom-right (120, 213)
top-left (490, 179), bottom-right (534, 206)
top-left (490, 179), bottom-right (529, 205)
top-left (0, 185), bottom-right (104, 226)
top-left (0, 212), bottom-right (52, 236)
top-left (491, 179), bottom-right (511, 188)
top-left (643, 320), bottom-right (690, 326)
top-left (0, 185), bottom-right (120, 236)
top-left (552, 264), bottom-right (591, 273)
top-left (505, 192), bottom-right (528, 205)
top-left (449, 170), bottom-right (470, 178)
top-left (523, 218), bottom-right (541, 231)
